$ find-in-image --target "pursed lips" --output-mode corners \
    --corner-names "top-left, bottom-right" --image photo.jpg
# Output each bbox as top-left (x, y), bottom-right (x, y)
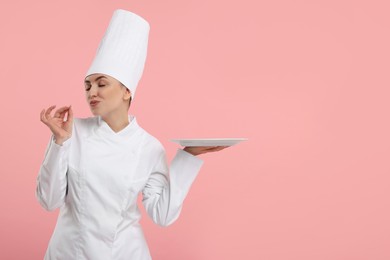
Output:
top-left (90, 100), bottom-right (100, 105)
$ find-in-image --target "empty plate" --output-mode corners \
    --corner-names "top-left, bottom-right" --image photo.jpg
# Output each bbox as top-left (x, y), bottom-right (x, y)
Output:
top-left (170, 138), bottom-right (248, 147)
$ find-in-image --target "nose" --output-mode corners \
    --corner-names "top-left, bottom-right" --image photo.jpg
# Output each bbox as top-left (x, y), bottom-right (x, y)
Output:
top-left (88, 84), bottom-right (98, 99)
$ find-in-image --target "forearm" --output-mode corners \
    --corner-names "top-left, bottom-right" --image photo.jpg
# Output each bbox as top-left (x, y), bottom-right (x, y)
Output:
top-left (36, 135), bottom-right (71, 211)
top-left (143, 149), bottom-right (204, 226)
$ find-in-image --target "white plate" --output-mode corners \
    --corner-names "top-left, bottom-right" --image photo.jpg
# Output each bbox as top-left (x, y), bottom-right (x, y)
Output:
top-left (170, 138), bottom-right (248, 147)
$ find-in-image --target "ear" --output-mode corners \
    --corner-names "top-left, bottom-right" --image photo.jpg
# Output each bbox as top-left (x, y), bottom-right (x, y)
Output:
top-left (123, 87), bottom-right (132, 101)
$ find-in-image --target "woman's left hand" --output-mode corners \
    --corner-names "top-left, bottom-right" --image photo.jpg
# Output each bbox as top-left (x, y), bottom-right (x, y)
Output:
top-left (183, 146), bottom-right (229, 156)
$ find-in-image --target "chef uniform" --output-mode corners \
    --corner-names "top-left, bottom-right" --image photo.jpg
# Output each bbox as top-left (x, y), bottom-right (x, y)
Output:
top-left (35, 9), bottom-right (204, 260)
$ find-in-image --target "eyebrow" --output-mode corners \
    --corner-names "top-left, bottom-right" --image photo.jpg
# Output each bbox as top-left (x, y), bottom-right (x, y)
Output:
top-left (84, 75), bottom-right (107, 84)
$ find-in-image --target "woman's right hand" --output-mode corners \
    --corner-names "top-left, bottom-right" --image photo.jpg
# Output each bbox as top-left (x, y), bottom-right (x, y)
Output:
top-left (40, 105), bottom-right (73, 145)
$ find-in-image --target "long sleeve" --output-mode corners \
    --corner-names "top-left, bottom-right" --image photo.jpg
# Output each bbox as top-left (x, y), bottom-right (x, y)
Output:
top-left (142, 148), bottom-right (204, 227)
top-left (35, 134), bottom-right (72, 211)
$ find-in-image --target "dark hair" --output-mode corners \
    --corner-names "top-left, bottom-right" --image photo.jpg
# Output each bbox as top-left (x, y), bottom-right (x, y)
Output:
top-left (128, 96), bottom-right (132, 110)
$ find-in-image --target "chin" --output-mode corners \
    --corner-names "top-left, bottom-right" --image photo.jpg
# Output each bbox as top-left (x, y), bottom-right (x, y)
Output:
top-left (90, 109), bottom-right (100, 116)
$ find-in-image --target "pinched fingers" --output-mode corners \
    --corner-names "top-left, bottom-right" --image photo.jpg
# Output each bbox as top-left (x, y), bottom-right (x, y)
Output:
top-left (67, 106), bottom-right (73, 122)
top-left (41, 105), bottom-right (57, 125)
top-left (54, 106), bottom-right (71, 118)
top-left (63, 106), bottom-right (74, 131)
top-left (44, 105), bottom-right (56, 119)
top-left (40, 105), bottom-right (55, 124)
top-left (60, 106), bottom-right (73, 124)
top-left (40, 107), bottom-right (60, 134)
top-left (40, 109), bottom-right (47, 124)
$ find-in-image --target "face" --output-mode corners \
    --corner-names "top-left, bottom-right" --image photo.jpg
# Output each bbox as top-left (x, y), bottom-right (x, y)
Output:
top-left (84, 73), bottom-right (131, 117)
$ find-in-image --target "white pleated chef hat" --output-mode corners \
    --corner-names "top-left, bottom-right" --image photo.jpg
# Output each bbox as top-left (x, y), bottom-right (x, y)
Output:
top-left (85, 9), bottom-right (150, 99)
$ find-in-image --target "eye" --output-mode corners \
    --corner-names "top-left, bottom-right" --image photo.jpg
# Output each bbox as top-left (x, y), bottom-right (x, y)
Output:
top-left (85, 85), bottom-right (91, 91)
top-left (98, 80), bottom-right (107, 87)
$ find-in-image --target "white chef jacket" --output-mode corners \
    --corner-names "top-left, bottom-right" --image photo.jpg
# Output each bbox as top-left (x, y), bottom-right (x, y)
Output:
top-left (35, 114), bottom-right (204, 260)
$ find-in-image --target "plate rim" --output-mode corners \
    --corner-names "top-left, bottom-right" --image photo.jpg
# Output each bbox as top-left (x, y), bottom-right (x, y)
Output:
top-left (169, 138), bottom-right (248, 146)
top-left (170, 138), bottom-right (248, 141)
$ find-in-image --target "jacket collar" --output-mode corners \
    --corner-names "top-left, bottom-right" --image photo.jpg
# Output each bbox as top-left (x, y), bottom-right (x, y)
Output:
top-left (96, 114), bottom-right (140, 140)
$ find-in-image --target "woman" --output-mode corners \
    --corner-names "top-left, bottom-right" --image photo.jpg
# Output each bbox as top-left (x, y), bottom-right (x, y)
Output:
top-left (36, 9), bottom-right (227, 260)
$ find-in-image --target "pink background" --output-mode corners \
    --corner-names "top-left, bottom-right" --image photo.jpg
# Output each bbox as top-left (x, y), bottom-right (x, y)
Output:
top-left (1, 0), bottom-right (390, 259)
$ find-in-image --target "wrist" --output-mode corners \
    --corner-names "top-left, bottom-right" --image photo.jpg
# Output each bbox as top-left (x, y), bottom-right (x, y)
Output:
top-left (53, 136), bottom-right (68, 146)
top-left (54, 139), bottom-right (64, 146)
top-left (183, 147), bottom-right (198, 156)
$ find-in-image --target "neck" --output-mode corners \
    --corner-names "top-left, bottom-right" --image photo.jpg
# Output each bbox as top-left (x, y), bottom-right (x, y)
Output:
top-left (101, 112), bottom-right (130, 133)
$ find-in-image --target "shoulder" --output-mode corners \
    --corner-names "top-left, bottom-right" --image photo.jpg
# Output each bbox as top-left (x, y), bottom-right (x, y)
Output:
top-left (138, 128), bottom-right (168, 169)
top-left (136, 123), bottom-right (165, 155)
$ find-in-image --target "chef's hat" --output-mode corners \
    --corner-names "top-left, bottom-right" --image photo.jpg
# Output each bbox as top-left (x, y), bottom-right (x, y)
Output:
top-left (85, 9), bottom-right (150, 99)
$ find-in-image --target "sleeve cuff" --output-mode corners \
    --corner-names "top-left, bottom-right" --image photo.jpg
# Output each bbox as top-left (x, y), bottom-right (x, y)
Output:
top-left (177, 148), bottom-right (204, 167)
top-left (51, 135), bottom-right (71, 148)
top-left (169, 148), bottom-right (204, 193)
top-left (42, 135), bottom-right (71, 166)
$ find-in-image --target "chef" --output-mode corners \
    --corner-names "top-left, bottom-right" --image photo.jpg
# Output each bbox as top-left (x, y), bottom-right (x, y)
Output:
top-left (36, 9), bottom-right (227, 260)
